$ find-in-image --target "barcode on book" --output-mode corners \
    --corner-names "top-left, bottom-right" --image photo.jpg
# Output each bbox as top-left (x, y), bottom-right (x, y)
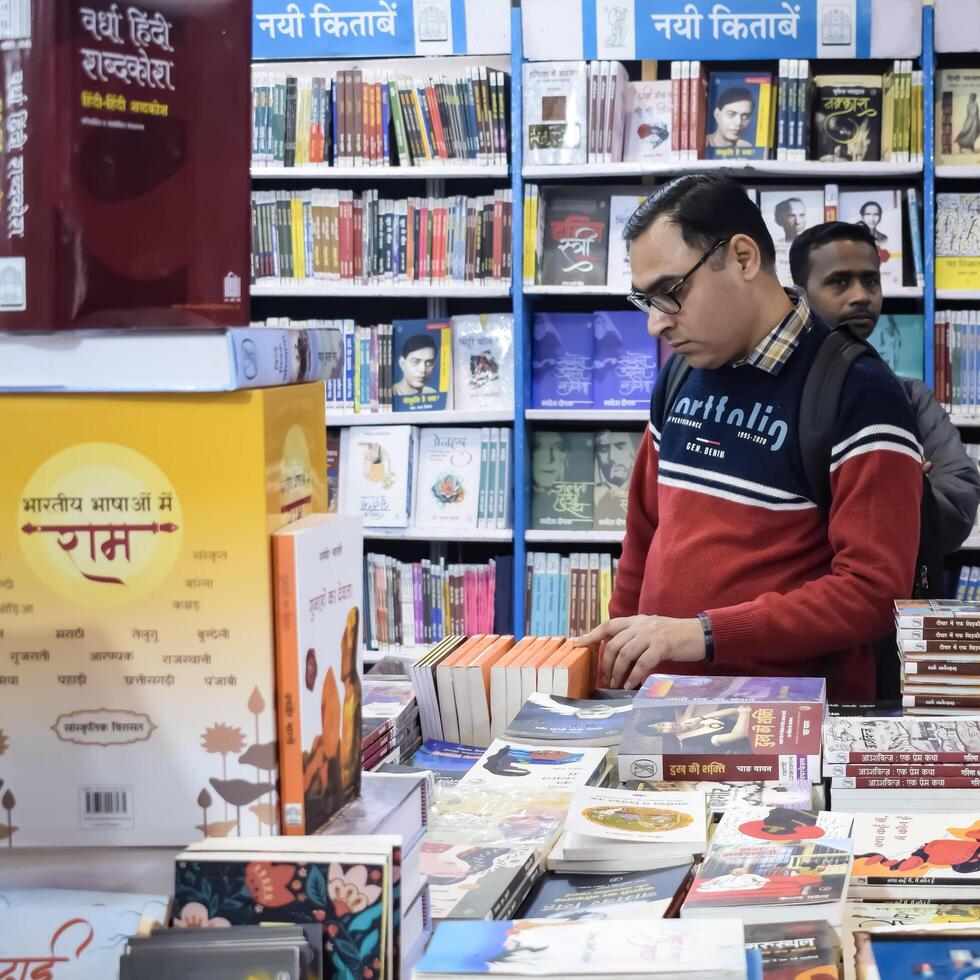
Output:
top-left (80, 786), bottom-right (135, 829)
top-left (0, 0), bottom-right (31, 41)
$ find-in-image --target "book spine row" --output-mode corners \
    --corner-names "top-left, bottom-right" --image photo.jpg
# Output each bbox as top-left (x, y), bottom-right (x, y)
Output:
top-left (250, 189), bottom-right (513, 287)
top-left (525, 551), bottom-right (618, 639)
top-left (933, 309), bottom-right (980, 418)
top-left (252, 67), bottom-right (509, 168)
top-left (364, 554), bottom-right (498, 653)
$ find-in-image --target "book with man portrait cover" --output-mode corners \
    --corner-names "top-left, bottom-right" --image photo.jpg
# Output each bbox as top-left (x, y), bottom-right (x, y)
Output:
top-left (705, 70), bottom-right (774, 160)
top-left (392, 320), bottom-right (452, 412)
top-left (0, 384), bottom-right (326, 846)
top-left (0, 0), bottom-right (251, 330)
top-left (530, 430), bottom-right (595, 531)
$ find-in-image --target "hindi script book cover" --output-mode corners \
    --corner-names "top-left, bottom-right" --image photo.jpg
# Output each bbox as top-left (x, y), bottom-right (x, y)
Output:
top-left (0, 383), bottom-right (326, 845)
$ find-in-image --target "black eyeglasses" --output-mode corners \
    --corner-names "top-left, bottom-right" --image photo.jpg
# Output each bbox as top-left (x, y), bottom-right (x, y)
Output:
top-left (627, 238), bottom-right (731, 315)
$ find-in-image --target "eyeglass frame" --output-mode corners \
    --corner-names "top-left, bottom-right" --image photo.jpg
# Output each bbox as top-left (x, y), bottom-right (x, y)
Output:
top-left (626, 237), bottom-right (731, 315)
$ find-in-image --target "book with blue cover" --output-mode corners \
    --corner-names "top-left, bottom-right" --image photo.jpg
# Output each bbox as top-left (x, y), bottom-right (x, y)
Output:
top-left (637, 674), bottom-right (827, 705)
top-left (503, 693), bottom-right (633, 747)
top-left (531, 313), bottom-right (594, 409)
top-left (518, 864), bottom-right (693, 920)
top-left (705, 70), bottom-right (774, 160)
top-left (867, 313), bottom-right (925, 382)
top-left (869, 931), bottom-right (980, 977)
top-left (392, 319), bottom-right (452, 412)
top-left (410, 740), bottom-right (484, 780)
top-left (593, 311), bottom-right (658, 409)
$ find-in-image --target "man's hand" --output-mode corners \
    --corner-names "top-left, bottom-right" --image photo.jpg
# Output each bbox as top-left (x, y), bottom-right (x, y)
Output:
top-left (572, 615), bottom-right (707, 691)
top-left (923, 459), bottom-right (933, 475)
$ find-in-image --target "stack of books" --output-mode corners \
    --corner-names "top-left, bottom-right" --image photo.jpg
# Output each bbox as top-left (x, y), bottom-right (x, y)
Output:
top-left (549, 786), bottom-right (709, 874)
top-left (523, 58), bottom-right (922, 165)
top-left (250, 189), bottom-right (513, 288)
top-left (361, 678), bottom-right (422, 770)
top-left (251, 67), bottom-right (509, 169)
top-left (409, 635), bottom-right (598, 746)
top-left (525, 553), bottom-right (621, 638)
top-left (681, 803), bottom-right (853, 928)
top-left (824, 715), bottom-right (980, 811)
top-left (338, 425), bottom-right (513, 531)
top-left (617, 674), bottom-right (827, 785)
top-left (897, 600), bottom-right (980, 714)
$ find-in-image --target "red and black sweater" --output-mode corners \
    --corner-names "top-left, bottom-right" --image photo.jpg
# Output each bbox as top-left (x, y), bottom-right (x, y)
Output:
top-left (609, 320), bottom-right (923, 701)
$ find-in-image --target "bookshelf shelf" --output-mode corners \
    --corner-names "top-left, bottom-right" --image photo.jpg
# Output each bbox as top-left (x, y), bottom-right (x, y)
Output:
top-left (525, 530), bottom-right (625, 544)
top-left (522, 160), bottom-right (925, 181)
top-left (251, 283), bottom-right (511, 299)
top-left (937, 290), bottom-right (980, 301)
top-left (525, 284), bottom-right (924, 299)
top-left (328, 410), bottom-right (515, 427)
top-left (525, 409), bottom-right (649, 423)
top-left (365, 528), bottom-right (513, 542)
top-left (935, 166), bottom-right (980, 179)
top-left (251, 164), bottom-right (510, 180)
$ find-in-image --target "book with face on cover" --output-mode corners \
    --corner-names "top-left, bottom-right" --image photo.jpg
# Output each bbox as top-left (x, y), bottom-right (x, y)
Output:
top-left (757, 187), bottom-right (826, 286)
top-left (624, 81), bottom-right (673, 163)
top-left (459, 739), bottom-right (608, 794)
top-left (705, 70), bottom-right (774, 160)
top-left (530, 430), bottom-right (595, 531)
top-left (392, 320), bottom-right (452, 412)
top-left (412, 918), bottom-right (750, 978)
top-left (712, 805), bottom-right (853, 847)
top-left (839, 188), bottom-right (905, 289)
top-left (593, 429), bottom-right (642, 529)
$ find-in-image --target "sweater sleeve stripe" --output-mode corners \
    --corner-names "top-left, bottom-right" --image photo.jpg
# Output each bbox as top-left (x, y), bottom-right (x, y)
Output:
top-left (832, 423), bottom-right (922, 459)
top-left (830, 440), bottom-right (923, 473)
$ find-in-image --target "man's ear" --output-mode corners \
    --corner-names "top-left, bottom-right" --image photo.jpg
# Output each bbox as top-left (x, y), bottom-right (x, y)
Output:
top-left (729, 233), bottom-right (762, 281)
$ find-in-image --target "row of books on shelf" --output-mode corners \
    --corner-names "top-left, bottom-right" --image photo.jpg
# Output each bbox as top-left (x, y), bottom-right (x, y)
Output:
top-left (263, 314), bottom-right (515, 415)
top-left (530, 431), bottom-right (639, 532)
top-left (334, 425), bottom-right (513, 530)
top-left (523, 182), bottom-right (921, 292)
top-left (251, 66), bottom-right (509, 169)
top-left (525, 552), bottom-right (618, 639)
top-left (250, 189), bottom-right (513, 287)
top-left (364, 554), bottom-right (511, 654)
top-left (524, 59), bottom-right (923, 166)
top-left (933, 310), bottom-right (980, 415)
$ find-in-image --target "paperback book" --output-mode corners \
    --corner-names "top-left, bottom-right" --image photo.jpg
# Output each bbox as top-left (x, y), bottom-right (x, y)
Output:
top-left (839, 188), bottom-right (905, 289)
top-left (451, 314), bottom-right (515, 412)
top-left (459, 739), bottom-right (608, 794)
top-left (523, 62), bottom-right (589, 166)
top-left (531, 313), bottom-right (594, 410)
top-left (937, 68), bottom-right (980, 166)
top-left (340, 425), bottom-right (418, 527)
top-left (712, 805), bottom-right (853, 846)
top-left (705, 70), bottom-right (774, 160)
top-left (606, 196), bottom-right (647, 292)
top-left (503, 693), bottom-right (632, 747)
top-left (530, 430), bottom-right (595, 531)
top-left (758, 188), bottom-right (827, 286)
top-left (593, 311), bottom-right (658, 410)
top-left (624, 81), bottom-right (672, 163)
top-left (594, 430), bottom-right (642, 529)
top-left (812, 75), bottom-right (883, 162)
top-left (392, 320), bottom-right (452, 412)
top-left (540, 190), bottom-right (610, 287)
top-left (413, 428), bottom-right (483, 530)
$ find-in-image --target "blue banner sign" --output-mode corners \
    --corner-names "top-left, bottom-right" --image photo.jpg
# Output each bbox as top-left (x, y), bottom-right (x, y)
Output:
top-left (253, 0), bottom-right (415, 59)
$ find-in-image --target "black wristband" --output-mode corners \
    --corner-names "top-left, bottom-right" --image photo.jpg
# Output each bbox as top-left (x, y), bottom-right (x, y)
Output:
top-left (697, 612), bottom-right (715, 663)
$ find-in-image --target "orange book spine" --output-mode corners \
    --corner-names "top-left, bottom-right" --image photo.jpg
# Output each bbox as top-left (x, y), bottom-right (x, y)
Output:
top-left (272, 535), bottom-right (305, 835)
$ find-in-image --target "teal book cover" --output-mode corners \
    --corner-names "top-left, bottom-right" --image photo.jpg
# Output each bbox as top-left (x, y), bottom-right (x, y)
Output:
top-left (531, 431), bottom-right (595, 530)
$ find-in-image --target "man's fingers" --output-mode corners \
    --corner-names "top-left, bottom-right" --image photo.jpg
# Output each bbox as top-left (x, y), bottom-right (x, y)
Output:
top-left (625, 647), bottom-right (665, 691)
top-left (602, 627), bottom-right (637, 683)
top-left (569, 622), bottom-right (610, 649)
top-left (607, 634), bottom-right (647, 689)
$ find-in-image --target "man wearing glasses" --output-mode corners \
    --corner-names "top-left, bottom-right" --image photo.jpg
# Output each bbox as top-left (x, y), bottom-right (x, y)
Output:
top-left (573, 174), bottom-right (922, 702)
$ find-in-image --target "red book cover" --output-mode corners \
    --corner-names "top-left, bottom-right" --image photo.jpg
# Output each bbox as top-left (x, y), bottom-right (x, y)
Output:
top-left (425, 80), bottom-right (447, 160)
top-left (339, 193), bottom-right (351, 281)
top-left (352, 197), bottom-right (363, 281)
top-left (492, 195), bottom-right (503, 282)
top-left (1, 0), bottom-right (250, 330)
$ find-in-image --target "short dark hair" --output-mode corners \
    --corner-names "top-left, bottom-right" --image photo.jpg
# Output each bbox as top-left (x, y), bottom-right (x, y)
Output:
top-left (788, 220), bottom-right (879, 286)
top-left (860, 201), bottom-right (883, 215)
top-left (623, 173), bottom-right (776, 269)
top-left (401, 333), bottom-right (436, 358)
top-left (716, 86), bottom-right (755, 111)
top-left (774, 197), bottom-right (804, 224)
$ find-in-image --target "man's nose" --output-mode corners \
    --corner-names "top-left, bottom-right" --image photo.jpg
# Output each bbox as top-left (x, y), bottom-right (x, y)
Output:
top-left (846, 287), bottom-right (873, 307)
top-left (646, 308), bottom-right (675, 338)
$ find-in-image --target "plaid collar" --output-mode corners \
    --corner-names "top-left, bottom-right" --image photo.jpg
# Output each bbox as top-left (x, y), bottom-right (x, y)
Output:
top-left (734, 288), bottom-right (813, 375)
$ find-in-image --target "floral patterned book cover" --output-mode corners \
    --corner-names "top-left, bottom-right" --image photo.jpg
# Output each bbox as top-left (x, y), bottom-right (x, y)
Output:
top-left (173, 848), bottom-right (393, 980)
top-left (413, 428), bottom-right (483, 529)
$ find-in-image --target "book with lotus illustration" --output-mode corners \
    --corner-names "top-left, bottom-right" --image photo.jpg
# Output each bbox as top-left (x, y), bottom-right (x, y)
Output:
top-left (413, 428), bottom-right (483, 529)
top-left (272, 513), bottom-right (364, 836)
top-left (0, 384), bottom-right (326, 846)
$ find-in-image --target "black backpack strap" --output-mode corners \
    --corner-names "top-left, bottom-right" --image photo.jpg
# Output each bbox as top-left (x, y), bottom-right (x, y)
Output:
top-left (651, 353), bottom-right (693, 432)
top-left (799, 327), bottom-right (871, 513)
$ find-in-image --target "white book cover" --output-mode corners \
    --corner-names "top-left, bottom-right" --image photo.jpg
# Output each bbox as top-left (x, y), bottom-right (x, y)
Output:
top-left (624, 80), bottom-right (673, 162)
top-left (450, 314), bottom-right (516, 411)
top-left (459, 739), bottom-right (608, 794)
top-left (823, 716), bottom-right (980, 761)
top-left (839, 188), bottom-right (905, 289)
top-left (523, 61), bottom-right (589, 165)
top-left (413, 428), bottom-right (482, 529)
top-left (342, 426), bottom-right (416, 527)
top-left (850, 813), bottom-right (980, 890)
top-left (564, 786), bottom-right (708, 845)
top-left (758, 187), bottom-right (825, 286)
top-left (606, 194), bottom-right (648, 291)
top-left (712, 805), bottom-right (853, 847)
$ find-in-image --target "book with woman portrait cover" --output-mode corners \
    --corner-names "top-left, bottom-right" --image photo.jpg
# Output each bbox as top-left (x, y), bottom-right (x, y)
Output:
top-left (272, 513), bottom-right (364, 835)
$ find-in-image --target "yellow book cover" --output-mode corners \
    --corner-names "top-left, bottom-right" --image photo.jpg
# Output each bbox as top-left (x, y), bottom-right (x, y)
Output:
top-left (0, 384), bottom-right (326, 846)
top-left (937, 193), bottom-right (980, 291)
